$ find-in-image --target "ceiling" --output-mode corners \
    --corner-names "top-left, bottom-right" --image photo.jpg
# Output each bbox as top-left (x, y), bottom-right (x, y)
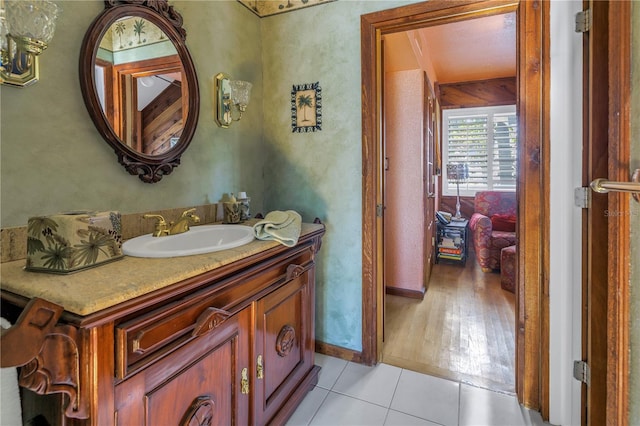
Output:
top-left (383, 13), bottom-right (516, 84)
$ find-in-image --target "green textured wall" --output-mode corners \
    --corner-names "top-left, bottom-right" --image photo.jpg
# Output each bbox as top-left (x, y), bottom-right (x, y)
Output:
top-left (630, 3), bottom-right (639, 423)
top-left (261, 0), bottom-right (412, 351)
top-left (0, 0), bottom-right (413, 354)
top-left (0, 0), bottom-right (264, 228)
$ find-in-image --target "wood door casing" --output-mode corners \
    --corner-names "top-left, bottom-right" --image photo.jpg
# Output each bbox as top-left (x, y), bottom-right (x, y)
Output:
top-left (361, 0), bottom-right (544, 412)
top-left (582, 2), bottom-right (608, 424)
top-left (582, 1), bottom-right (632, 424)
top-left (604, 2), bottom-right (632, 422)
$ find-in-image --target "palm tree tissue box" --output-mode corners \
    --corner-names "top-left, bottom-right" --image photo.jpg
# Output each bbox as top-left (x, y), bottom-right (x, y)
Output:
top-left (25, 211), bottom-right (123, 274)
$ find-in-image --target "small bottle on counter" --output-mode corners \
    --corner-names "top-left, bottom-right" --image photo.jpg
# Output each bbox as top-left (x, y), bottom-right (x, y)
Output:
top-left (237, 191), bottom-right (251, 221)
top-left (223, 193), bottom-right (241, 224)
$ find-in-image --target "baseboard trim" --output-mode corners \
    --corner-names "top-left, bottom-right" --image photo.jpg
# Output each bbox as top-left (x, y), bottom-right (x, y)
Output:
top-left (385, 286), bottom-right (425, 299)
top-left (315, 340), bottom-right (364, 364)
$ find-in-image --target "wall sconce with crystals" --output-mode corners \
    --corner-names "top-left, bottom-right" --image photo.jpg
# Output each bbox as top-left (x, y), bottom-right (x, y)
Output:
top-left (0, 0), bottom-right (59, 87)
top-left (214, 72), bottom-right (252, 128)
top-left (446, 163), bottom-right (469, 221)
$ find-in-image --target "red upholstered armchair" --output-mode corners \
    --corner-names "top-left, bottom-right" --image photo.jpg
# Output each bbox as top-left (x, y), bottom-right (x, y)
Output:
top-left (469, 191), bottom-right (517, 272)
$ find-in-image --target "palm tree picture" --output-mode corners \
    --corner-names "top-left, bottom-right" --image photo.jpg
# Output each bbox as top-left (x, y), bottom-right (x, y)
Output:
top-left (291, 82), bottom-right (322, 132)
top-left (297, 94), bottom-right (314, 123)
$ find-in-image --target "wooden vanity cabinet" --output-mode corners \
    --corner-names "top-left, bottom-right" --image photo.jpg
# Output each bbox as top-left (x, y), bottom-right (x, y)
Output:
top-left (0, 226), bottom-right (324, 426)
top-left (253, 268), bottom-right (317, 425)
top-left (114, 307), bottom-right (251, 426)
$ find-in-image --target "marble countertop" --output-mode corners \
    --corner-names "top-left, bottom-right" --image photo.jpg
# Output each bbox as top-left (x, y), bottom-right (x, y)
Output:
top-left (0, 223), bottom-right (324, 316)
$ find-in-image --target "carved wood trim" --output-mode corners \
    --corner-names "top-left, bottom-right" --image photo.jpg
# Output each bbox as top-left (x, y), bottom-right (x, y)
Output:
top-left (192, 307), bottom-right (231, 338)
top-left (179, 395), bottom-right (215, 426)
top-left (286, 264), bottom-right (305, 281)
top-left (0, 298), bottom-right (63, 367)
top-left (119, 153), bottom-right (180, 183)
top-left (0, 298), bottom-right (88, 419)
top-left (276, 325), bottom-right (295, 357)
top-left (19, 324), bottom-right (88, 419)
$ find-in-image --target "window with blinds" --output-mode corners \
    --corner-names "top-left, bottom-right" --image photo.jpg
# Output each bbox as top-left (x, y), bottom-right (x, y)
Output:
top-left (442, 105), bottom-right (518, 196)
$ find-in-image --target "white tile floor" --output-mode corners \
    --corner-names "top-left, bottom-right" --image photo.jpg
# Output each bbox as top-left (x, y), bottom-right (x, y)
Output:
top-left (287, 354), bottom-right (549, 426)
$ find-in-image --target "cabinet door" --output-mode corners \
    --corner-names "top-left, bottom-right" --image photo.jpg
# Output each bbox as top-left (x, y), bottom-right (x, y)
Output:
top-left (115, 308), bottom-right (251, 426)
top-left (253, 270), bottom-right (315, 425)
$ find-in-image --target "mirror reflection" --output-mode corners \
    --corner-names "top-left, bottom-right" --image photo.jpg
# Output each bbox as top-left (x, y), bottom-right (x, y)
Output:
top-left (95, 16), bottom-right (187, 155)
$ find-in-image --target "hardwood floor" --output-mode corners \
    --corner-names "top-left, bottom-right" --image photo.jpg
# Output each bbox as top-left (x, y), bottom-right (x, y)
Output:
top-left (382, 253), bottom-right (516, 394)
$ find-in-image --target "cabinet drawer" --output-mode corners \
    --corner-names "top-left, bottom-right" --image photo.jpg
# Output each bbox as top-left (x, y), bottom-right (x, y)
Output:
top-left (115, 308), bottom-right (251, 426)
top-left (116, 297), bottom-right (220, 379)
top-left (116, 245), bottom-right (315, 378)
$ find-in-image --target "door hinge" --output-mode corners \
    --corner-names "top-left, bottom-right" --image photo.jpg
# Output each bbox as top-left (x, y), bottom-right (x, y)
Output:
top-left (376, 204), bottom-right (385, 217)
top-left (574, 187), bottom-right (591, 209)
top-left (573, 360), bottom-right (591, 385)
top-left (575, 9), bottom-right (591, 33)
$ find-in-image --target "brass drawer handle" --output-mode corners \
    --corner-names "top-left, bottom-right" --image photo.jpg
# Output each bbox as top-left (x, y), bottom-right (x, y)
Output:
top-left (132, 331), bottom-right (146, 354)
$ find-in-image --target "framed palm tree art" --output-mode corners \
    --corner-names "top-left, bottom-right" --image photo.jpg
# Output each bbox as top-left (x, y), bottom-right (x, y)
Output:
top-left (291, 82), bottom-right (322, 133)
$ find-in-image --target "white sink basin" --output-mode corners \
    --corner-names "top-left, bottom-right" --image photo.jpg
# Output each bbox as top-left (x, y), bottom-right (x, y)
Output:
top-left (122, 225), bottom-right (255, 258)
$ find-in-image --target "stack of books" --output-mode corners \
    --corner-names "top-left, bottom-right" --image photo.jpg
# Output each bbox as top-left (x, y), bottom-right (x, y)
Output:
top-left (436, 211), bottom-right (452, 224)
top-left (437, 228), bottom-right (464, 261)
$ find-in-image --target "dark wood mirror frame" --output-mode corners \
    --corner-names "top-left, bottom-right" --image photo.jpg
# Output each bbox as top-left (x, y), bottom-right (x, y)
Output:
top-left (79, 0), bottom-right (199, 183)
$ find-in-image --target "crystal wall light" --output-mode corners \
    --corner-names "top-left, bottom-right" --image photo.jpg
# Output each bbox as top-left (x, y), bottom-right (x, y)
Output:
top-left (0, 0), bottom-right (60, 88)
top-left (214, 72), bottom-right (252, 128)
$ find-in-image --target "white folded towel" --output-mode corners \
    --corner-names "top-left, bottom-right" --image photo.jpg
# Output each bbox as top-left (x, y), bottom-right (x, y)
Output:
top-left (253, 210), bottom-right (302, 247)
top-left (1, 317), bottom-right (22, 426)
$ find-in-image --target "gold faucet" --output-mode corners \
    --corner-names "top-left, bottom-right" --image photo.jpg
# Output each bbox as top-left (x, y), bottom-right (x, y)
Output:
top-left (143, 214), bottom-right (169, 237)
top-left (168, 208), bottom-right (200, 235)
top-left (143, 209), bottom-right (200, 237)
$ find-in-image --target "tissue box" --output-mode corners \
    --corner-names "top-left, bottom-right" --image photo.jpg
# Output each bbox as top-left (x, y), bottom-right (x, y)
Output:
top-left (26, 211), bottom-right (123, 274)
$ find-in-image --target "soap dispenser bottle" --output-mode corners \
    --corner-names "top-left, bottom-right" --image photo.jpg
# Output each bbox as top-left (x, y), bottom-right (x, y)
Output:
top-left (237, 191), bottom-right (251, 221)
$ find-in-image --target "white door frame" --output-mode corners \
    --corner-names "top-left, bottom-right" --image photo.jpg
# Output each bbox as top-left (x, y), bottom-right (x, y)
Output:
top-left (548, 1), bottom-right (583, 424)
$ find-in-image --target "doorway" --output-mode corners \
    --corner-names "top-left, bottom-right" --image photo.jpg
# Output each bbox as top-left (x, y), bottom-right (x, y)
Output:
top-left (380, 14), bottom-right (518, 394)
top-left (361, 0), bottom-right (547, 413)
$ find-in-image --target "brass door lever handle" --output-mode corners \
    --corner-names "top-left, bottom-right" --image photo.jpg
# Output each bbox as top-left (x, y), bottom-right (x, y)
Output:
top-left (590, 169), bottom-right (640, 202)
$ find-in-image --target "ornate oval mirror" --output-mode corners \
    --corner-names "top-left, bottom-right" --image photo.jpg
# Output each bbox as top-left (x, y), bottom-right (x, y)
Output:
top-left (79, 0), bottom-right (199, 183)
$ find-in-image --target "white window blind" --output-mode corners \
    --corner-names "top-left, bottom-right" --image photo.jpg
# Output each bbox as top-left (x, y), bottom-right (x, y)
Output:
top-left (442, 105), bottom-right (517, 196)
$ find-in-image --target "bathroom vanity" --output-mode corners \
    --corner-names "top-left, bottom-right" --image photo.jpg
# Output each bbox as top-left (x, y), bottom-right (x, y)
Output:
top-left (0, 223), bottom-right (324, 425)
